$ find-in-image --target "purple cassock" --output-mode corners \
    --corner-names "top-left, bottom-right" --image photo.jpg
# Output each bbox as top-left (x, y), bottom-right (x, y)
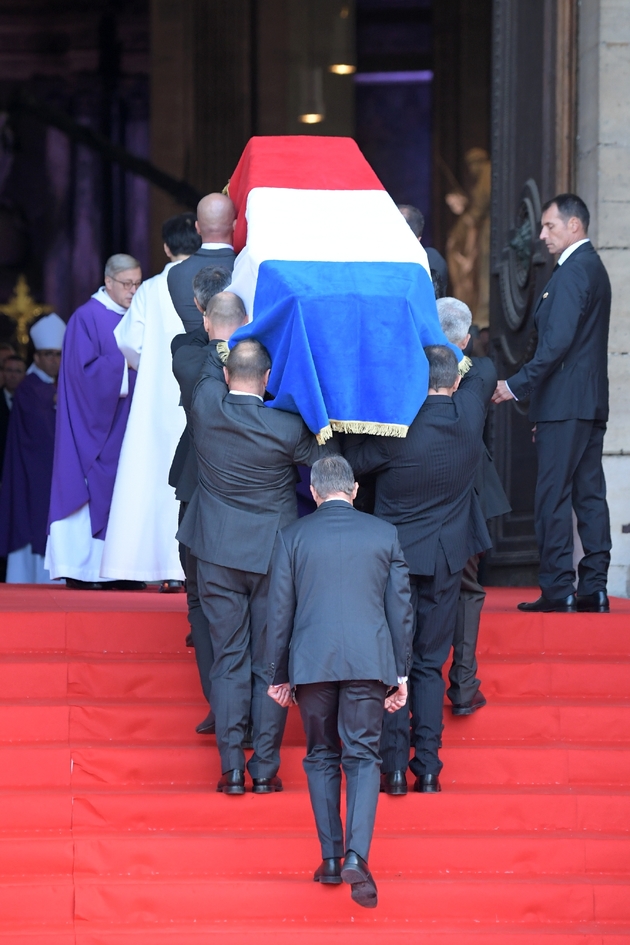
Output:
top-left (48, 296), bottom-right (136, 540)
top-left (0, 373), bottom-right (56, 557)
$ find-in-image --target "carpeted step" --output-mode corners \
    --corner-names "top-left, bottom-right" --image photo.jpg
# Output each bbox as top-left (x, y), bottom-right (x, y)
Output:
top-left (70, 876), bottom-right (630, 925)
top-left (68, 833), bottom-right (630, 879)
top-left (69, 788), bottom-right (630, 836)
top-left (63, 929), bottom-right (630, 945)
top-left (64, 743), bottom-right (630, 788)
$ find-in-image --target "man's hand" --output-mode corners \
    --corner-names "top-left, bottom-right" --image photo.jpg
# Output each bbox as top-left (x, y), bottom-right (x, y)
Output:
top-left (267, 683), bottom-right (292, 708)
top-left (384, 680), bottom-right (408, 713)
top-left (492, 380), bottom-right (515, 404)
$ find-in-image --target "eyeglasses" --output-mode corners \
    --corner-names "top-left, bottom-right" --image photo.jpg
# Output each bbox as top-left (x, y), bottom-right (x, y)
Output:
top-left (36, 350), bottom-right (62, 357)
top-left (110, 278), bottom-right (142, 290)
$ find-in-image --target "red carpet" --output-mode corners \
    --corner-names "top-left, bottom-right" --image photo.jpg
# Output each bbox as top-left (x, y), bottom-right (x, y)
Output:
top-left (0, 584), bottom-right (629, 942)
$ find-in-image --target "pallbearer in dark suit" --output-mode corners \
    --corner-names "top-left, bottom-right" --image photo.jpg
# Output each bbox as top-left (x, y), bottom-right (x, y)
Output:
top-left (266, 456), bottom-right (413, 908)
top-left (437, 297), bottom-right (511, 717)
top-left (345, 346), bottom-right (490, 793)
top-left (167, 193), bottom-right (236, 332)
top-left (493, 194), bottom-right (612, 613)
top-left (171, 291), bottom-right (248, 735)
top-left (177, 339), bottom-right (323, 795)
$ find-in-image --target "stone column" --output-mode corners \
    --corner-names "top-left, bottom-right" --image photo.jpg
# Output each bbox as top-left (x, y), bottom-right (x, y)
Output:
top-left (577, 0), bottom-right (630, 595)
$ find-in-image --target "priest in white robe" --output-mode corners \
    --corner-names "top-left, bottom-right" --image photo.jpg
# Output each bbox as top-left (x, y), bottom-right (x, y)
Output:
top-left (100, 213), bottom-right (201, 584)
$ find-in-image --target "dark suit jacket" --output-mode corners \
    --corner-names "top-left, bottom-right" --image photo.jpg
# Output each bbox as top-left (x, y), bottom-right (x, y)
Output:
top-left (425, 246), bottom-right (448, 290)
top-left (461, 357), bottom-right (511, 521)
top-left (344, 374), bottom-right (491, 576)
top-left (507, 242), bottom-right (611, 422)
top-left (266, 500), bottom-right (414, 688)
top-left (167, 247), bottom-right (236, 332)
top-left (170, 335), bottom-right (228, 503)
top-left (177, 374), bottom-right (322, 574)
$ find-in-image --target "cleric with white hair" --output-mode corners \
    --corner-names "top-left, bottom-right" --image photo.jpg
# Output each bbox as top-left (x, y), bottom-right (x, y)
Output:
top-left (0, 313), bottom-right (66, 582)
top-left (46, 253), bottom-right (146, 589)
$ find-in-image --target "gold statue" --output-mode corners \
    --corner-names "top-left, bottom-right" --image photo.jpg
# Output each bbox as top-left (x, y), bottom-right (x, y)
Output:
top-left (0, 275), bottom-right (54, 357)
top-left (444, 148), bottom-right (491, 326)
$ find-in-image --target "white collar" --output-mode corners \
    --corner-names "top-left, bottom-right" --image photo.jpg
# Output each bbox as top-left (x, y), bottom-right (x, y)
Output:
top-left (201, 242), bottom-right (233, 251)
top-left (558, 238), bottom-right (590, 266)
top-left (229, 389), bottom-right (263, 401)
top-left (91, 285), bottom-right (127, 315)
top-left (27, 362), bottom-right (55, 384)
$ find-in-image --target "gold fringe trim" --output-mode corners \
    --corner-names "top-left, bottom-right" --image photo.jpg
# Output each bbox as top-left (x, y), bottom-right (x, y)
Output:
top-left (458, 355), bottom-right (473, 377)
top-left (216, 340), bottom-right (230, 363)
top-left (330, 420), bottom-right (409, 438)
top-left (222, 179), bottom-right (231, 196)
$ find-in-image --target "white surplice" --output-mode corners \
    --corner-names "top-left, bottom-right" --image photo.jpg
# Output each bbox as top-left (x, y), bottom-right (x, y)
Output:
top-left (99, 261), bottom-right (186, 581)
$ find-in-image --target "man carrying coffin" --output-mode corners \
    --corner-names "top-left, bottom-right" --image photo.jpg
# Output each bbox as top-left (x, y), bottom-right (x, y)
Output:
top-left (46, 254), bottom-right (143, 589)
top-left (0, 314), bottom-right (66, 583)
top-left (177, 339), bottom-right (325, 793)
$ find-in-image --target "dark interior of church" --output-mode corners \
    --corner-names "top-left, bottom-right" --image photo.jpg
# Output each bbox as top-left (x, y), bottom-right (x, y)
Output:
top-left (0, 0), bottom-right (492, 317)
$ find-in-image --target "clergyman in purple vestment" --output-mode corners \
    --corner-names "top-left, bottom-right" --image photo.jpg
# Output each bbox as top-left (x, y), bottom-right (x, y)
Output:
top-left (45, 255), bottom-right (142, 586)
top-left (0, 313), bottom-right (66, 583)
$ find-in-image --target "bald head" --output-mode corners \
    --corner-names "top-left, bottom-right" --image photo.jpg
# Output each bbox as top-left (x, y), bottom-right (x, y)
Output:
top-left (196, 193), bottom-right (236, 244)
top-left (203, 291), bottom-right (248, 341)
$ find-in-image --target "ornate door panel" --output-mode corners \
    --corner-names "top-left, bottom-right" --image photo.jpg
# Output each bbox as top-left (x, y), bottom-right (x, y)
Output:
top-left (488, 0), bottom-right (575, 575)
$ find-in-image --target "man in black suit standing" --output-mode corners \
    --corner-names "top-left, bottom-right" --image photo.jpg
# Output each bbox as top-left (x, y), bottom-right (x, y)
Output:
top-left (177, 339), bottom-right (324, 795)
top-left (398, 204), bottom-right (449, 295)
top-left (345, 346), bottom-right (491, 794)
top-left (437, 297), bottom-right (511, 717)
top-left (493, 194), bottom-right (612, 614)
top-left (171, 291), bottom-right (248, 734)
top-left (167, 193), bottom-right (236, 331)
top-left (266, 455), bottom-right (413, 908)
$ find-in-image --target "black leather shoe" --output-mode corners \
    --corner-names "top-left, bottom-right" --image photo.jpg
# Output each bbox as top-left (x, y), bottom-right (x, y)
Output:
top-left (159, 580), bottom-right (184, 593)
top-left (195, 711), bottom-right (215, 735)
top-left (185, 632), bottom-right (194, 648)
top-left (64, 578), bottom-right (117, 590)
top-left (252, 775), bottom-right (283, 794)
top-left (380, 770), bottom-right (408, 795)
top-left (517, 594), bottom-right (577, 613)
top-left (413, 774), bottom-right (441, 793)
top-left (340, 851), bottom-right (377, 908)
top-left (111, 580), bottom-right (147, 591)
top-left (314, 858), bottom-right (342, 884)
top-left (577, 591), bottom-right (609, 613)
top-left (242, 723), bottom-right (254, 750)
top-left (451, 690), bottom-right (487, 717)
top-left (216, 769), bottom-right (245, 795)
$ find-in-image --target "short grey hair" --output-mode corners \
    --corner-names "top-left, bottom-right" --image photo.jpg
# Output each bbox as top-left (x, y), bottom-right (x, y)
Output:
top-left (310, 455), bottom-right (355, 499)
top-left (436, 297), bottom-right (473, 345)
top-left (104, 254), bottom-right (141, 279)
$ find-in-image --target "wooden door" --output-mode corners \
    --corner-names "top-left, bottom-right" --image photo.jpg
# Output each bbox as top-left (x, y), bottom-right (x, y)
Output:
top-left (487, 0), bottom-right (575, 578)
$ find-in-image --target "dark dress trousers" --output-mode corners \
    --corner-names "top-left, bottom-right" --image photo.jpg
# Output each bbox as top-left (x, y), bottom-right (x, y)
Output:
top-left (447, 357), bottom-right (511, 706)
top-left (177, 374), bottom-right (322, 778)
top-left (267, 500), bottom-right (413, 861)
top-left (167, 247), bottom-right (236, 332)
top-left (507, 241), bottom-right (612, 598)
top-left (171, 334), bottom-right (229, 705)
top-left (345, 376), bottom-right (490, 777)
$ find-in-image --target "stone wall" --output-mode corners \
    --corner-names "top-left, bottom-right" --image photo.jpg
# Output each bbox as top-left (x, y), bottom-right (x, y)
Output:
top-left (577, 0), bottom-right (630, 595)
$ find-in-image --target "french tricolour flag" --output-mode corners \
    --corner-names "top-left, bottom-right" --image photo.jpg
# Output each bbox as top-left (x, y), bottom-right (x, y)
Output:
top-left (228, 136), bottom-right (455, 442)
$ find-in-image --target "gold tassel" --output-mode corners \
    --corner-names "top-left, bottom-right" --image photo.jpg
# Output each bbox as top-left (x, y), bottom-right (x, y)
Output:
top-left (458, 355), bottom-right (473, 377)
top-left (316, 424), bottom-right (333, 445)
top-left (216, 341), bottom-right (230, 363)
